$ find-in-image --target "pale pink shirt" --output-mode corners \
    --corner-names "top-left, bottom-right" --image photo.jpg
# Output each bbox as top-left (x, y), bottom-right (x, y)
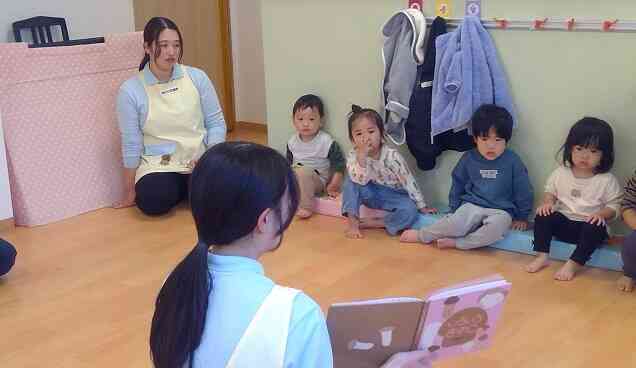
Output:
top-left (347, 145), bottom-right (427, 209)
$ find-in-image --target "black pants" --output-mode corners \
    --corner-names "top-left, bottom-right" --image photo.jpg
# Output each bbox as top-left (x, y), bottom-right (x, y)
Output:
top-left (0, 238), bottom-right (16, 277)
top-left (533, 212), bottom-right (608, 265)
top-left (622, 231), bottom-right (636, 278)
top-left (135, 172), bottom-right (190, 216)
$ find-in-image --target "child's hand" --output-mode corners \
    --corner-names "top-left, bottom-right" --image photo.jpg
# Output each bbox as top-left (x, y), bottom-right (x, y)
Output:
top-left (586, 214), bottom-right (606, 226)
top-left (536, 203), bottom-right (554, 217)
top-left (326, 183), bottom-right (341, 198)
top-left (355, 145), bottom-right (369, 167)
top-left (419, 207), bottom-right (438, 214)
top-left (355, 139), bottom-right (373, 157)
top-left (326, 174), bottom-right (343, 198)
top-left (346, 227), bottom-right (364, 239)
top-left (511, 220), bottom-right (529, 231)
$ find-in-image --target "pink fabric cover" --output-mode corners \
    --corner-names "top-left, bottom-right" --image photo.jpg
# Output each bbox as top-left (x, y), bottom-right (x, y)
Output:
top-left (313, 196), bottom-right (387, 219)
top-left (0, 33), bottom-right (143, 226)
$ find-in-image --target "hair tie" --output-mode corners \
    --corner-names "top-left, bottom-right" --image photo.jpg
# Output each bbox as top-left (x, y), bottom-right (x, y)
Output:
top-left (351, 104), bottom-right (362, 114)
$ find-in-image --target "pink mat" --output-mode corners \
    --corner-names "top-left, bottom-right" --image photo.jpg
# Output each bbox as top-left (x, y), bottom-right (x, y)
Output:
top-left (0, 33), bottom-right (143, 226)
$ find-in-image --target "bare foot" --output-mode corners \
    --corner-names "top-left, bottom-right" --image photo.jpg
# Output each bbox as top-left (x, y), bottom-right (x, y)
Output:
top-left (554, 260), bottom-right (581, 281)
top-left (359, 217), bottom-right (385, 229)
top-left (296, 208), bottom-right (313, 219)
top-left (400, 229), bottom-right (419, 243)
top-left (525, 253), bottom-right (550, 273)
top-left (345, 227), bottom-right (364, 239)
top-left (617, 275), bottom-right (635, 292)
top-left (435, 238), bottom-right (457, 249)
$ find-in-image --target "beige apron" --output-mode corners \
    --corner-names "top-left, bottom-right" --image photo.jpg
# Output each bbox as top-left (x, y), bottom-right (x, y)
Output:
top-left (135, 66), bottom-right (206, 183)
top-left (225, 285), bottom-right (300, 368)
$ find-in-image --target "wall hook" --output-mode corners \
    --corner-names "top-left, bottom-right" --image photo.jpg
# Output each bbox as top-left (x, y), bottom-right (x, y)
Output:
top-left (531, 17), bottom-right (548, 30)
top-left (602, 19), bottom-right (618, 31)
top-left (494, 18), bottom-right (509, 29)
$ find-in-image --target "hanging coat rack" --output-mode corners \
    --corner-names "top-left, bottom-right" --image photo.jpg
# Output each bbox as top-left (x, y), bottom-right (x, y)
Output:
top-left (424, 16), bottom-right (636, 33)
top-left (407, 1), bottom-right (636, 33)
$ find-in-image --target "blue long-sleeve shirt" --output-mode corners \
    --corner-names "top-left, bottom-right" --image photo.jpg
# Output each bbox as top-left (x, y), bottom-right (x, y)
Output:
top-left (116, 64), bottom-right (226, 168)
top-left (192, 254), bottom-right (333, 367)
top-left (449, 149), bottom-right (534, 220)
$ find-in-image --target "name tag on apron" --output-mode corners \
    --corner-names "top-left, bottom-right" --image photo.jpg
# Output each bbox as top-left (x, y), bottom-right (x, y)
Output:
top-left (161, 86), bottom-right (179, 96)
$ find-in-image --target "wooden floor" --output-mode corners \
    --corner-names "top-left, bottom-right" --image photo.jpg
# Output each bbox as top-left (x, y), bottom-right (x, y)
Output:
top-left (1, 126), bottom-right (635, 367)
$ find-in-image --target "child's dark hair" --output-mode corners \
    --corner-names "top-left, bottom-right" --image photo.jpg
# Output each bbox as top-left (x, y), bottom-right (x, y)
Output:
top-left (471, 104), bottom-right (513, 142)
top-left (139, 17), bottom-right (184, 71)
top-left (292, 94), bottom-right (324, 117)
top-left (559, 117), bottom-right (614, 173)
top-left (149, 142), bottom-right (299, 368)
top-left (347, 104), bottom-right (384, 141)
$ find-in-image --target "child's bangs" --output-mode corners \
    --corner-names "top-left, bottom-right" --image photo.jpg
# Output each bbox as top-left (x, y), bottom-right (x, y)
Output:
top-left (293, 103), bottom-right (313, 114)
top-left (575, 135), bottom-right (600, 150)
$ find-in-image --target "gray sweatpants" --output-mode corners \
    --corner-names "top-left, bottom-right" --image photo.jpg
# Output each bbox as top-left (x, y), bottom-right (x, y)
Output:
top-left (418, 202), bottom-right (513, 250)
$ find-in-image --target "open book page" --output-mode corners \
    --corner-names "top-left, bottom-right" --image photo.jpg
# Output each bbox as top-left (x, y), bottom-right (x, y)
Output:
top-left (415, 279), bottom-right (512, 361)
top-left (428, 280), bottom-right (509, 302)
top-left (327, 299), bottom-right (426, 368)
top-left (331, 297), bottom-right (422, 307)
top-left (423, 274), bottom-right (506, 298)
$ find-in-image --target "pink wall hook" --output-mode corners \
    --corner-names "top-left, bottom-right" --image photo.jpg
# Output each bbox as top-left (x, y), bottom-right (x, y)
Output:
top-left (494, 18), bottom-right (509, 29)
top-left (602, 19), bottom-right (618, 31)
top-left (532, 18), bottom-right (548, 30)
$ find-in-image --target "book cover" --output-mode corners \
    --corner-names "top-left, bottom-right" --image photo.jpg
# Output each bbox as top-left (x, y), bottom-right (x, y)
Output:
top-left (327, 298), bottom-right (426, 368)
top-left (416, 278), bottom-right (511, 360)
top-left (326, 275), bottom-right (511, 368)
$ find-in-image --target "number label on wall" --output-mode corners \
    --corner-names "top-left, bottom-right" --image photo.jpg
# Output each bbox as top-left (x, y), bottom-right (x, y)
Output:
top-left (465, 0), bottom-right (482, 17)
top-left (435, 0), bottom-right (452, 18)
top-left (408, 0), bottom-right (423, 10)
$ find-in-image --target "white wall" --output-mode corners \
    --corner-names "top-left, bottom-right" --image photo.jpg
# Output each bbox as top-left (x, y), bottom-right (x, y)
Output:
top-left (230, 0), bottom-right (268, 124)
top-left (0, 113), bottom-right (13, 221)
top-left (0, 0), bottom-right (134, 43)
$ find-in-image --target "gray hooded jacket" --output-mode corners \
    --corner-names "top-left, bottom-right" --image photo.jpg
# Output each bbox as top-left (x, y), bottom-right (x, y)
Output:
top-left (381, 9), bottom-right (427, 145)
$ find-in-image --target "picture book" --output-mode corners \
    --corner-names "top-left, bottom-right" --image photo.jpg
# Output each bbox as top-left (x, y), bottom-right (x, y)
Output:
top-left (326, 275), bottom-right (511, 368)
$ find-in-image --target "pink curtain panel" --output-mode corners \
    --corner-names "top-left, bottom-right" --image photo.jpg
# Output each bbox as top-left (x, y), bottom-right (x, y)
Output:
top-left (0, 32), bottom-right (143, 226)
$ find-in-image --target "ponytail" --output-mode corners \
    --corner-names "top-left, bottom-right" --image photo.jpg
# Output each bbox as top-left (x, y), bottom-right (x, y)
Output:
top-left (139, 54), bottom-right (150, 71)
top-left (149, 142), bottom-right (300, 368)
top-left (150, 242), bottom-right (211, 368)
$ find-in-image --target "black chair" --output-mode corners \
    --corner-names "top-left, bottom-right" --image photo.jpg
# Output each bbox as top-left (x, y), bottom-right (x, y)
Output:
top-left (12, 16), bottom-right (69, 45)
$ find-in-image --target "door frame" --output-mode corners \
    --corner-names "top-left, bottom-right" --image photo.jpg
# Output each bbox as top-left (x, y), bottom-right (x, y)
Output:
top-left (218, 0), bottom-right (236, 131)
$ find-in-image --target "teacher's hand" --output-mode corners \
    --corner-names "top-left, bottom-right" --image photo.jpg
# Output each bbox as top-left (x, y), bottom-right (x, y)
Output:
top-left (381, 351), bottom-right (432, 368)
top-left (187, 160), bottom-right (198, 170)
top-left (114, 189), bottom-right (136, 209)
